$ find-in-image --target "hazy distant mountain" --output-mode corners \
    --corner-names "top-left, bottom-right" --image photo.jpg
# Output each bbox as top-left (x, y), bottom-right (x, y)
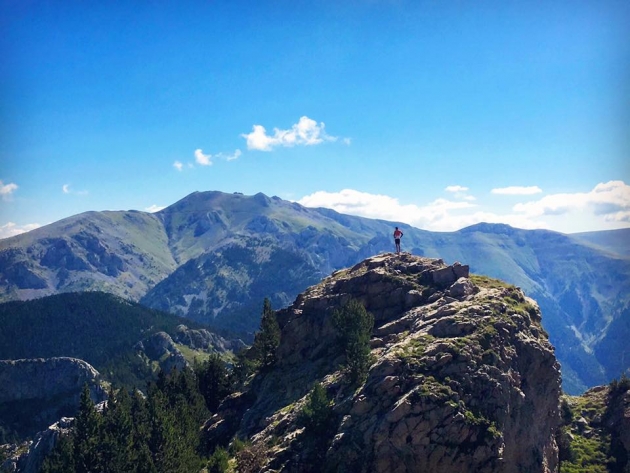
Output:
top-left (0, 190), bottom-right (628, 393)
top-left (570, 228), bottom-right (630, 257)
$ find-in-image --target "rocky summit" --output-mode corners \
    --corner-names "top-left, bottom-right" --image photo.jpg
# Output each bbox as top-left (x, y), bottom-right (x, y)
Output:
top-left (206, 253), bottom-right (562, 472)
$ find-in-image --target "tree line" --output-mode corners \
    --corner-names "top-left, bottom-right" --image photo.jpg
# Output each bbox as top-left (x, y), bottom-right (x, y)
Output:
top-left (39, 297), bottom-right (374, 472)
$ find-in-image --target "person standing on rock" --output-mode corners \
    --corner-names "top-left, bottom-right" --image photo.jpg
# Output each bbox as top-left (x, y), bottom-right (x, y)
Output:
top-left (393, 227), bottom-right (403, 254)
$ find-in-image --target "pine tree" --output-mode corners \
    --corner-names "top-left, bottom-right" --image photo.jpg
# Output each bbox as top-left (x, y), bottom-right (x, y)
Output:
top-left (230, 348), bottom-right (258, 388)
top-left (100, 387), bottom-right (134, 472)
top-left (332, 299), bottom-right (374, 384)
top-left (73, 383), bottom-right (103, 473)
top-left (299, 383), bottom-right (333, 436)
top-left (196, 354), bottom-right (232, 412)
top-left (40, 434), bottom-right (75, 473)
top-left (130, 390), bottom-right (156, 473)
top-left (147, 370), bottom-right (207, 472)
top-left (251, 298), bottom-right (281, 369)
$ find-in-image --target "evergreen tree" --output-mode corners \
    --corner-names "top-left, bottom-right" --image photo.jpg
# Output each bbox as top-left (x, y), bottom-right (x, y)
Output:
top-left (73, 383), bottom-right (103, 473)
top-left (40, 434), bottom-right (75, 473)
top-left (99, 387), bottom-right (134, 472)
top-left (251, 298), bottom-right (281, 369)
top-left (207, 446), bottom-right (230, 473)
top-left (147, 369), bottom-right (208, 472)
top-left (299, 383), bottom-right (333, 436)
top-left (230, 348), bottom-right (258, 389)
top-left (130, 389), bottom-right (157, 473)
top-left (196, 354), bottom-right (233, 412)
top-left (40, 369), bottom-right (212, 472)
top-left (332, 299), bottom-right (374, 384)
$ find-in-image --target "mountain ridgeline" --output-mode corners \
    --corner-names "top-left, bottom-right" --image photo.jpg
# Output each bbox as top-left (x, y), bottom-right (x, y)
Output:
top-left (1, 190), bottom-right (629, 393)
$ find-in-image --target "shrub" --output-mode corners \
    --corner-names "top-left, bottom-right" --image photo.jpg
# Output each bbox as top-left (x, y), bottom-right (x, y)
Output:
top-left (207, 446), bottom-right (230, 473)
top-left (235, 441), bottom-right (267, 473)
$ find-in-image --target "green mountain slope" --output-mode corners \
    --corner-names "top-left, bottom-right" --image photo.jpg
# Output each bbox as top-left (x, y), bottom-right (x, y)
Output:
top-left (0, 210), bottom-right (176, 302)
top-left (0, 191), bottom-right (628, 393)
top-left (0, 291), bottom-right (218, 387)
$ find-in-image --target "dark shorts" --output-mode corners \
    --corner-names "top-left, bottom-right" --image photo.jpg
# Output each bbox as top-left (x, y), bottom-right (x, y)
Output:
top-left (395, 239), bottom-right (401, 244)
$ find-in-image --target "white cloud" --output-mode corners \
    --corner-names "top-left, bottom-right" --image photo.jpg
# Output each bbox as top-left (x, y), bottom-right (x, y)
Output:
top-left (491, 186), bottom-right (543, 195)
top-left (145, 205), bottom-right (165, 213)
top-left (0, 180), bottom-right (18, 200)
top-left (220, 149), bottom-right (242, 161)
top-left (604, 210), bottom-right (630, 223)
top-left (61, 184), bottom-right (88, 196)
top-left (194, 149), bottom-right (212, 166)
top-left (173, 161), bottom-right (183, 171)
top-left (241, 116), bottom-right (338, 151)
top-left (445, 185), bottom-right (475, 202)
top-left (513, 180), bottom-right (630, 219)
top-left (297, 182), bottom-right (630, 233)
top-left (298, 189), bottom-right (478, 231)
top-left (445, 185), bottom-right (468, 193)
top-left (190, 148), bottom-right (241, 167)
top-left (0, 222), bottom-right (41, 239)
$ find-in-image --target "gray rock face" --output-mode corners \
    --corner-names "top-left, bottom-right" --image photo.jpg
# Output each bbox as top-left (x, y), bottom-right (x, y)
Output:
top-left (1, 418), bottom-right (75, 473)
top-left (134, 326), bottom-right (245, 374)
top-left (135, 332), bottom-right (187, 373)
top-left (173, 324), bottom-right (246, 353)
top-left (0, 357), bottom-right (105, 442)
top-left (206, 253), bottom-right (562, 472)
top-left (0, 358), bottom-right (104, 404)
top-left (430, 262), bottom-right (470, 286)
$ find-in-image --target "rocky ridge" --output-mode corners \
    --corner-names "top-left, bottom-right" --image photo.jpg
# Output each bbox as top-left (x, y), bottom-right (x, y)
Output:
top-left (206, 253), bottom-right (562, 472)
top-left (134, 325), bottom-right (246, 374)
top-left (0, 357), bottom-right (105, 406)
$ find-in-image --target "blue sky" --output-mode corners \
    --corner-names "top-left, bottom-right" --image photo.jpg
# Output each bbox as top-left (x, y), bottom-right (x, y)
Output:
top-left (1, 0), bottom-right (629, 238)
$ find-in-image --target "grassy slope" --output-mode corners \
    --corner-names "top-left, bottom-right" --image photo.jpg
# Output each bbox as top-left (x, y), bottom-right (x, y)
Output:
top-left (0, 210), bottom-right (176, 302)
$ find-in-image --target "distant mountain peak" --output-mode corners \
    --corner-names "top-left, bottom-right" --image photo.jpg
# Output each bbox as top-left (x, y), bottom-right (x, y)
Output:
top-left (459, 222), bottom-right (518, 234)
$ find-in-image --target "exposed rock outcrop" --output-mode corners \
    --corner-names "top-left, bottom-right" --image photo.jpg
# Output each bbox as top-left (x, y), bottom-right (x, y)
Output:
top-left (133, 326), bottom-right (245, 373)
top-left (172, 324), bottom-right (246, 353)
top-left (1, 417), bottom-right (74, 473)
top-left (0, 357), bottom-right (105, 440)
top-left (205, 253), bottom-right (562, 472)
top-left (0, 357), bottom-right (104, 404)
top-left (134, 332), bottom-right (188, 373)
top-left (603, 386), bottom-right (630, 472)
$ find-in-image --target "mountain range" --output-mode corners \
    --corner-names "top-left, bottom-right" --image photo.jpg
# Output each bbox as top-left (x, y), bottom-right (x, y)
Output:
top-left (1, 190), bottom-right (628, 394)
